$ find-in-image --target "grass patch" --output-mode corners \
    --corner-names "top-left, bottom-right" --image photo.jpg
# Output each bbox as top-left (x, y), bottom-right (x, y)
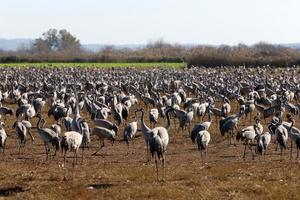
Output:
top-left (0, 62), bottom-right (185, 69)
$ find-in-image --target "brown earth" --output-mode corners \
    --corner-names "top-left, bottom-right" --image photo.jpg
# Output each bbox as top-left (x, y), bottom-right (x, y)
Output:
top-left (0, 101), bottom-right (300, 200)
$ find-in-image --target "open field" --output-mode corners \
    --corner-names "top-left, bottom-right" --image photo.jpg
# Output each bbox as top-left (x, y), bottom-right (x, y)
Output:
top-left (0, 66), bottom-right (300, 200)
top-left (0, 62), bottom-right (185, 69)
top-left (1, 100), bottom-right (300, 200)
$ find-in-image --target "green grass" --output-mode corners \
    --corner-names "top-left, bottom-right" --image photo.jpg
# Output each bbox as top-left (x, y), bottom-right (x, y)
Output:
top-left (0, 62), bottom-right (185, 69)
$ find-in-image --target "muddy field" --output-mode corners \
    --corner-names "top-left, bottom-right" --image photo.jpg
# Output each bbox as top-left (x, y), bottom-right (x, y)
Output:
top-left (0, 100), bottom-right (300, 200)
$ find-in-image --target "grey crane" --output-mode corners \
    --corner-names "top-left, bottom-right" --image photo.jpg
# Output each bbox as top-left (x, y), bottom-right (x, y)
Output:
top-left (191, 111), bottom-right (212, 143)
top-left (123, 111), bottom-right (138, 152)
top-left (137, 107), bottom-right (171, 163)
top-left (172, 107), bottom-right (194, 133)
top-left (285, 114), bottom-right (300, 159)
top-left (0, 122), bottom-right (7, 154)
top-left (0, 107), bottom-right (13, 120)
top-left (12, 121), bottom-right (27, 154)
top-left (196, 130), bottom-right (211, 160)
top-left (92, 116), bottom-right (118, 136)
top-left (80, 120), bottom-right (91, 150)
top-left (236, 123), bottom-right (257, 160)
top-left (274, 118), bottom-right (289, 159)
top-left (91, 127), bottom-right (116, 156)
top-left (36, 114), bottom-right (60, 160)
top-left (254, 125), bottom-right (271, 156)
top-left (61, 130), bottom-right (83, 167)
top-left (220, 110), bottom-right (245, 145)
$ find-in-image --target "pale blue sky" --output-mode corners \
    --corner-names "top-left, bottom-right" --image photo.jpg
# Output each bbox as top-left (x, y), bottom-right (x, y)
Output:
top-left (1, 0), bottom-right (299, 45)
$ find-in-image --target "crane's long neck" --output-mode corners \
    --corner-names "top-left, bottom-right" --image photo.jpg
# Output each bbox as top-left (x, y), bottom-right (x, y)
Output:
top-left (37, 116), bottom-right (42, 130)
top-left (278, 116), bottom-right (283, 125)
top-left (140, 110), bottom-right (151, 132)
top-left (165, 109), bottom-right (171, 130)
top-left (268, 124), bottom-right (274, 134)
top-left (254, 125), bottom-right (259, 135)
top-left (289, 119), bottom-right (294, 132)
top-left (66, 106), bottom-right (70, 117)
top-left (75, 102), bottom-right (80, 118)
top-left (78, 121), bottom-right (83, 135)
top-left (134, 112), bottom-right (138, 122)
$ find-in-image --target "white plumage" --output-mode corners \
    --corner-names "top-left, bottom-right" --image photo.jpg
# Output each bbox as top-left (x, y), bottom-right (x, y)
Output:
top-left (123, 117), bottom-right (138, 147)
top-left (256, 132), bottom-right (271, 155)
top-left (236, 125), bottom-right (257, 160)
top-left (61, 131), bottom-right (83, 167)
top-left (80, 121), bottom-right (90, 149)
top-left (51, 123), bottom-right (61, 135)
top-left (148, 108), bottom-right (159, 127)
top-left (275, 125), bottom-right (288, 156)
top-left (196, 130), bottom-right (211, 159)
top-left (0, 122), bottom-right (7, 154)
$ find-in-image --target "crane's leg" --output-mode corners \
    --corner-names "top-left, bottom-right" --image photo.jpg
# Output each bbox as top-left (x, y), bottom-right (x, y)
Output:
top-left (73, 151), bottom-right (76, 168)
top-left (125, 140), bottom-right (130, 156)
top-left (280, 147), bottom-right (283, 161)
top-left (23, 140), bottom-right (27, 155)
top-left (264, 147), bottom-right (267, 156)
top-left (131, 140), bottom-right (135, 154)
top-left (229, 130), bottom-right (232, 145)
top-left (92, 139), bottom-right (105, 156)
top-left (249, 144), bottom-right (255, 160)
top-left (76, 150), bottom-right (78, 164)
top-left (290, 141), bottom-right (293, 160)
top-left (154, 154), bottom-right (159, 181)
top-left (44, 143), bottom-right (49, 161)
top-left (243, 144), bottom-right (247, 159)
top-left (147, 143), bottom-right (151, 162)
top-left (63, 150), bottom-right (67, 167)
top-left (162, 154), bottom-right (165, 182)
top-left (52, 148), bottom-right (57, 159)
top-left (18, 143), bottom-right (22, 155)
top-left (2, 141), bottom-right (6, 155)
top-left (227, 134), bottom-right (230, 146)
top-left (200, 149), bottom-right (203, 159)
top-left (82, 147), bottom-right (84, 163)
top-left (28, 129), bottom-right (35, 143)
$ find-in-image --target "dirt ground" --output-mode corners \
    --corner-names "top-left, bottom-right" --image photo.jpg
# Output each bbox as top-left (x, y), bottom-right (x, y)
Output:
top-left (0, 101), bottom-right (300, 200)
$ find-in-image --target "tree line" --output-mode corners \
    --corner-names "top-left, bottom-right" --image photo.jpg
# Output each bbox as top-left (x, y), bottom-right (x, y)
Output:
top-left (0, 29), bottom-right (300, 67)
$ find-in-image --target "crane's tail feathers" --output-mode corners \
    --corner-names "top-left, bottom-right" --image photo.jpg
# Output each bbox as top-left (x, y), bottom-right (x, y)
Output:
top-left (262, 137), bottom-right (267, 150)
top-left (191, 130), bottom-right (197, 143)
top-left (277, 135), bottom-right (286, 149)
top-left (257, 141), bottom-right (263, 155)
top-left (296, 138), bottom-right (300, 150)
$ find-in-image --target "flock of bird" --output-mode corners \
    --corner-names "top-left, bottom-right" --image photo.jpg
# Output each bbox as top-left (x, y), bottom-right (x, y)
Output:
top-left (0, 66), bottom-right (300, 181)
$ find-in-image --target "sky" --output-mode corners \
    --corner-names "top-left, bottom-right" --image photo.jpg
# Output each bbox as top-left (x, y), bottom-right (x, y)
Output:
top-left (1, 0), bottom-right (300, 45)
